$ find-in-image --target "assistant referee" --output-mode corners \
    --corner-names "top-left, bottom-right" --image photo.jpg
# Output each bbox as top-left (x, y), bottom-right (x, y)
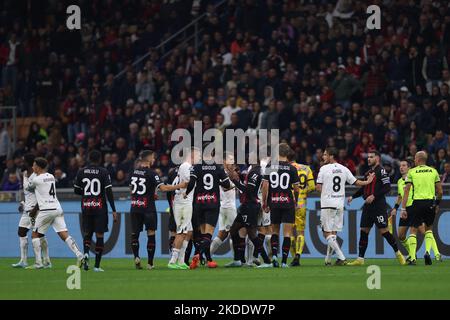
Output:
top-left (401, 151), bottom-right (443, 265)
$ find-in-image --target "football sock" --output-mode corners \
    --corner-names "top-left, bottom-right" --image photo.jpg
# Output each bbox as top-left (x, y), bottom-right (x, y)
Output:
top-left (400, 238), bottom-right (410, 256)
top-left (251, 236), bottom-right (270, 264)
top-left (246, 236), bottom-right (255, 262)
top-left (358, 230), bottom-right (369, 258)
top-left (325, 243), bottom-right (334, 261)
top-left (238, 237), bottom-right (246, 263)
top-left (408, 234), bottom-right (417, 260)
top-left (290, 236), bottom-right (296, 257)
top-left (271, 234), bottom-right (279, 257)
top-left (281, 237), bottom-right (291, 264)
top-left (19, 236), bottom-right (28, 264)
top-left (382, 231), bottom-right (398, 253)
top-left (424, 230), bottom-right (433, 254)
top-left (264, 234), bottom-right (272, 256)
top-left (65, 236), bottom-right (82, 258)
top-left (201, 233), bottom-right (213, 262)
top-left (169, 248), bottom-right (179, 264)
top-left (131, 233), bottom-right (139, 258)
top-left (95, 237), bottom-right (104, 268)
top-left (83, 235), bottom-right (91, 256)
top-left (40, 237), bottom-right (50, 263)
top-left (296, 234), bottom-right (305, 255)
top-left (229, 238), bottom-right (234, 257)
top-left (327, 235), bottom-right (345, 261)
top-left (169, 236), bottom-right (175, 252)
top-left (184, 240), bottom-right (193, 264)
top-left (430, 232), bottom-right (440, 257)
top-left (178, 240), bottom-right (189, 264)
top-left (32, 238), bottom-right (43, 265)
top-left (193, 231), bottom-right (201, 255)
top-left (210, 237), bottom-right (223, 255)
top-left (147, 235), bottom-right (156, 266)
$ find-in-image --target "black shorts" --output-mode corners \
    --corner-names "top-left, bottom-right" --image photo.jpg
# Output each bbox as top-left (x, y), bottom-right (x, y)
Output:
top-left (411, 200), bottom-right (435, 228)
top-left (168, 211), bottom-right (176, 233)
top-left (235, 203), bottom-right (260, 228)
top-left (82, 213), bottom-right (108, 234)
top-left (195, 206), bottom-right (220, 227)
top-left (360, 204), bottom-right (388, 229)
top-left (131, 211), bottom-right (157, 233)
top-left (270, 207), bottom-right (295, 225)
top-left (399, 206), bottom-right (414, 227)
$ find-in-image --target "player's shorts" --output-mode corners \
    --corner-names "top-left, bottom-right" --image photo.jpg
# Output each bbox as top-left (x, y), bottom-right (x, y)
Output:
top-left (270, 207), bottom-right (295, 225)
top-left (33, 209), bottom-right (67, 234)
top-left (235, 203), bottom-right (260, 228)
top-left (82, 213), bottom-right (109, 234)
top-left (410, 199), bottom-right (435, 228)
top-left (360, 203), bottom-right (389, 229)
top-left (320, 207), bottom-right (344, 232)
top-left (196, 206), bottom-right (220, 227)
top-left (399, 206), bottom-right (413, 227)
top-left (294, 206), bottom-right (307, 232)
top-left (257, 209), bottom-right (271, 227)
top-left (19, 212), bottom-right (33, 229)
top-left (173, 202), bottom-right (193, 234)
top-left (218, 206), bottom-right (237, 232)
top-left (130, 211), bottom-right (157, 233)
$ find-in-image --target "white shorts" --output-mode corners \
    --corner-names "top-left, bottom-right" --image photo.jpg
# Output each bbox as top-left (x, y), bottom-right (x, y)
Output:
top-left (173, 202), bottom-right (193, 234)
top-left (19, 212), bottom-right (32, 229)
top-left (33, 209), bottom-right (67, 234)
top-left (257, 210), bottom-right (271, 227)
top-left (218, 206), bottom-right (237, 232)
top-left (320, 208), bottom-right (344, 232)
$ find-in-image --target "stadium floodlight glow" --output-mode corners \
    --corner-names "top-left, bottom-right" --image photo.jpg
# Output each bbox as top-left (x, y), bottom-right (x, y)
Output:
top-left (170, 121), bottom-right (279, 166)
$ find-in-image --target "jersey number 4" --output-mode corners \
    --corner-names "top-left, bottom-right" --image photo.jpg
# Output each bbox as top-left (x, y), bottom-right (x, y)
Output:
top-left (131, 177), bottom-right (147, 195)
top-left (49, 183), bottom-right (56, 198)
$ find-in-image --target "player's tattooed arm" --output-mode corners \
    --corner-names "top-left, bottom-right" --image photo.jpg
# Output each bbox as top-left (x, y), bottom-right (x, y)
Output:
top-left (261, 180), bottom-right (269, 212)
top-left (354, 172), bottom-right (375, 186)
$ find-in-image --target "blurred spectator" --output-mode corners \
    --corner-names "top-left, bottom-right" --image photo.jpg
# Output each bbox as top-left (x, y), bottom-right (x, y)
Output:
top-left (1, 172), bottom-right (20, 191)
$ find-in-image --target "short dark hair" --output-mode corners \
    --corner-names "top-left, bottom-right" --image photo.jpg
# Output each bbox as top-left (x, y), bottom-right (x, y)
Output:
top-left (325, 147), bottom-right (338, 158)
top-left (34, 157), bottom-right (48, 169)
top-left (24, 153), bottom-right (35, 167)
top-left (287, 148), bottom-right (296, 162)
top-left (139, 150), bottom-right (155, 161)
top-left (88, 150), bottom-right (102, 164)
top-left (368, 150), bottom-right (381, 158)
top-left (279, 143), bottom-right (291, 157)
top-left (401, 158), bottom-right (413, 168)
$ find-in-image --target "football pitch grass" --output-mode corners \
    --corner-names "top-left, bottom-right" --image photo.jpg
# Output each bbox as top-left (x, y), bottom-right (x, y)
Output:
top-left (1, 258), bottom-right (449, 300)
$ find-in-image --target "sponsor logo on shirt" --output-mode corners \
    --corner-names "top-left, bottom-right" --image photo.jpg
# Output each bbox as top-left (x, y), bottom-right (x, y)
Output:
top-left (82, 198), bottom-right (103, 208)
top-left (131, 197), bottom-right (148, 208)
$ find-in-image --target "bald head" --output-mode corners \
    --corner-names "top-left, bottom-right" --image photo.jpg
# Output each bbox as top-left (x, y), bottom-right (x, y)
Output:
top-left (415, 151), bottom-right (428, 165)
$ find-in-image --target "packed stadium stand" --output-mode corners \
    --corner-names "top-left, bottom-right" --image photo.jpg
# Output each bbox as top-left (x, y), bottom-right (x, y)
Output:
top-left (1, 0), bottom-right (450, 191)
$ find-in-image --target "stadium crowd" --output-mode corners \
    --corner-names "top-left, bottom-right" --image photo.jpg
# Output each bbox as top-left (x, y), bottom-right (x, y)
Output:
top-left (1, 0), bottom-right (450, 191)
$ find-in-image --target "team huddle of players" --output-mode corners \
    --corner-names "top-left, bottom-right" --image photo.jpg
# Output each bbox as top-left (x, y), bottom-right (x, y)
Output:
top-left (12, 143), bottom-right (443, 270)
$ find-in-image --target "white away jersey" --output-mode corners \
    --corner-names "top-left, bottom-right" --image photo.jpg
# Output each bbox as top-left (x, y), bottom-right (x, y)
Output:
top-left (317, 163), bottom-right (356, 209)
top-left (23, 172), bottom-right (37, 212)
top-left (173, 162), bottom-right (193, 205)
top-left (220, 181), bottom-right (236, 208)
top-left (27, 173), bottom-right (62, 211)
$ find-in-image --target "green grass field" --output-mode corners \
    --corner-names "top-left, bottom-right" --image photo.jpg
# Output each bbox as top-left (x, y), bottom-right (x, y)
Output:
top-left (1, 258), bottom-right (449, 299)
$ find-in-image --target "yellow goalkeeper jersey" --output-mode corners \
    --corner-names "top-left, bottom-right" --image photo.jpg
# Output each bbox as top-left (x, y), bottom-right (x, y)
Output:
top-left (291, 162), bottom-right (315, 203)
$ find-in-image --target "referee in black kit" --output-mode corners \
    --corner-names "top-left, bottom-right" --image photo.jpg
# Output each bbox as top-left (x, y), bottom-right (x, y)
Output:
top-left (347, 150), bottom-right (406, 266)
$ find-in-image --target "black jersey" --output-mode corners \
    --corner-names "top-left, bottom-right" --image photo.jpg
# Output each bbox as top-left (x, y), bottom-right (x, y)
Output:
top-left (263, 161), bottom-right (300, 208)
top-left (353, 164), bottom-right (391, 206)
top-left (129, 167), bottom-right (163, 213)
top-left (234, 165), bottom-right (262, 205)
top-left (188, 161), bottom-right (231, 208)
top-left (74, 165), bottom-right (113, 214)
top-left (167, 166), bottom-right (178, 214)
